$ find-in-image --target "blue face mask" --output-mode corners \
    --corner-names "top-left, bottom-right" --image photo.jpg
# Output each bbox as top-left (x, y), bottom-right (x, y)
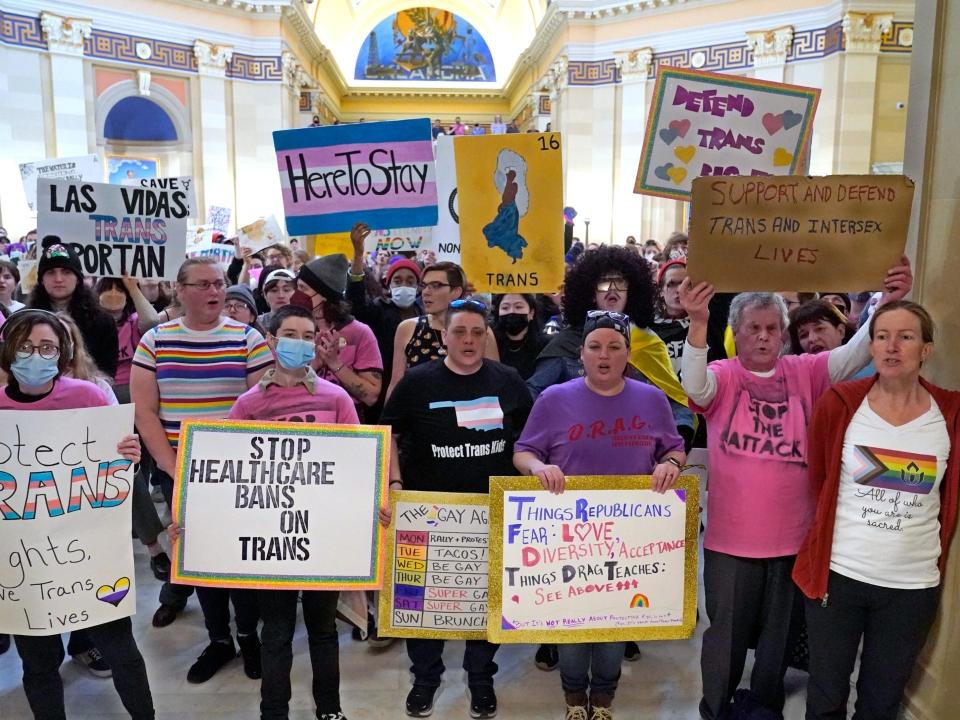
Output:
top-left (10, 353), bottom-right (60, 388)
top-left (274, 337), bottom-right (315, 370)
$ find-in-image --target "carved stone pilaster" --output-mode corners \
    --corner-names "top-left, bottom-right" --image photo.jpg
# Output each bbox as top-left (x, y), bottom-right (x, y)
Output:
top-left (745, 26), bottom-right (794, 68)
top-left (842, 12), bottom-right (894, 54)
top-left (194, 39), bottom-right (233, 77)
top-left (547, 56), bottom-right (568, 102)
top-left (614, 47), bottom-right (653, 83)
top-left (40, 12), bottom-right (91, 56)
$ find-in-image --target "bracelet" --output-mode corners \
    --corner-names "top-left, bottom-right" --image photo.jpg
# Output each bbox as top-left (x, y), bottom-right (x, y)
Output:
top-left (664, 457), bottom-right (683, 470)
top-left (332, 363), bottom-right (346, 374)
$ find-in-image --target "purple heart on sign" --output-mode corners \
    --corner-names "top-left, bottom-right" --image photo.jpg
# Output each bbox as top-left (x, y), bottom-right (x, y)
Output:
top-left (782, 110), bottom-right (803, 130)
top-left (654, 163), bottom-right (674, 182)
top-left (659, 127), bottom-right (679, 145)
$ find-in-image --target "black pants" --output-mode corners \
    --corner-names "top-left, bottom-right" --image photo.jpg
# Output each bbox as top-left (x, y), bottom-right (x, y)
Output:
top-left (406, 638), bottom-right (499, 690)
top-left (804, 571), bottom-right (940, 720)
top-left (154, 470), bottom-right (259, 640)
top-left (14, 618), bottom-right (154, 720)
top-left (260, 590), bottom-right (340, 718)
top-left (700, 550), bottom-right (802, 719)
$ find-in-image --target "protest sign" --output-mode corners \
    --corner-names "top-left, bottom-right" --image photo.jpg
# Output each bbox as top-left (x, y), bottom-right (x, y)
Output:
top-left (368, 226), bottom-right (432, 253)
top-left (0, 405), bottom-right (136, 635)
top-left (186, 239), bottom-right (235, 265)
top-left (309, 232), bottom-right (353, 258)
top-left (488, 476), bottom-right (698, 644)
top-left (686, 175), bottom-right (914, 291)
top-left (433, 135), bottom-right (461, 263)
top-left (635, 68), bottom-right (819, 201)
top-left (139, 176), bottom-right (196, 217)
top-left (36, 179), bottom-right (189, 280)
top-left (378, 491), bottom-right (488, 640)
top-left (273, 118), bottom-right (438, 235)
top-left (456, 133), bottom-right (564, 293)
top-left (238, 215), bottom-right (285, 255)
top-left (19, 154), bottom-right (101, 213)
top-left (206, 205), bottom-right (232, 233)
top-left (172, 420), bottom-right (389, 590)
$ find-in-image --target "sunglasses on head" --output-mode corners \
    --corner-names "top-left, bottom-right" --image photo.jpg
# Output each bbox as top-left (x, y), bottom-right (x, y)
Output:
top-left (587, 309), bottom-right (629, 324)
top-left (449, 298), bottom-right (488, 312)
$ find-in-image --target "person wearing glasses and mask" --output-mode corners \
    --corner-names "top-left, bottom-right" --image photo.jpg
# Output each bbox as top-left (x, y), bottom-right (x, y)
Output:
top-left (131, 257), bottom-right (273, 682)
top-left (386, 260), bottom-right (498, 399)
top-left (380, 299), bottom-right (532, 719)
top-left (514, 311), bottom-right (686, 720)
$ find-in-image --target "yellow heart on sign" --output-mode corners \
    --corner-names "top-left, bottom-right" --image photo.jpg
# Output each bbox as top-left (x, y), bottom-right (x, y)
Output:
top-left (773, 147), bottom-right (794, 167)
top-left (666, 166), bottom-right (687, 184)
top-left (673, 145), bottom-right (696, 164)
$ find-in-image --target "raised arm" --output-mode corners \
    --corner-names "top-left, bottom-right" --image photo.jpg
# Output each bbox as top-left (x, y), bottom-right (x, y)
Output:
top-left (678, 278), bottom-right (719, 406)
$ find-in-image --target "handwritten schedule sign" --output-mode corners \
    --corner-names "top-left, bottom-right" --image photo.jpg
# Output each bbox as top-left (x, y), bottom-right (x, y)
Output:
top-left (273, 118), bottom-right (438, 235)
top-left (635, 68), bottom-right (819, 201)
top-left (687, 175), bottom-right (915, 291)
top-left (172, 420), bottom-right (389, 590)
top-left (0, 406), bottom-right (136, 635)
top-left (36, 179), bottom-right (190, 280)
top-left (488, 476), bottom-right (698, 644)
top-left (378, 491), bottom-right (488, 639)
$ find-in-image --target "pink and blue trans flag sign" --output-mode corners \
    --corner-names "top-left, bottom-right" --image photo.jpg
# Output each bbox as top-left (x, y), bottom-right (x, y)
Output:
top-left (273, 118), bottom-right (438, 235)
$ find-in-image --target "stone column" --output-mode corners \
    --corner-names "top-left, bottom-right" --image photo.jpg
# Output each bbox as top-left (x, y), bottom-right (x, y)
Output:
top-left (40, 12), bottom-right (92, 157)
top-left (193, 39), bottom-right (234, 227)
top-left (282, 50), bottom-right (310, 129)
top-left (835, 11), bottom-right (894, 173)
top-left (613, 48), bottom-right (652, 243)
top-left (745, 26), bottom-right (793, 83)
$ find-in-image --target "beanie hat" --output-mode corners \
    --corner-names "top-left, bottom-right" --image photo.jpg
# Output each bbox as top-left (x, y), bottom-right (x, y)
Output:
top-left (298, 253), bottom-right (349, 302)
top-left (225, 284), bottom-right (258, 317)
top-left (384, 258), bottom-right (422, 286)
top-left (38, 235), bottom-right (83, 280)
top-left (582, 310), bottom-right (631, 348)
top-left (656, 257), bottom-right (687, 286)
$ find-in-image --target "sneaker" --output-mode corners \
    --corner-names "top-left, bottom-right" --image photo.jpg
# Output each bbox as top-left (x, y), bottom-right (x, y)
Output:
top-left (367, 621), bottom-right (395, 649)
top-left (564, 692), bottom-right (588, 720)
top-left (535, 643), bottom-right (559, 671)
top-left (405, 685), bottom-right (437, 717)
top-left (589, 707), bottom-right (613, 720)
top-left (150, 484), bottom-right (165, 503)
top-left (318, 713), bottom-right (348, 720)
top-left (0, 634), bottom-right (9, 656)
top-left (152, 604), bottom-right (179, 628)
top-left (187, 639), bottom-right (237, 684)
top-left (150, 552), bottom-right (171, 582)
top-left (71, 647), bottom-right (112, 678)
top-left (589, 692), bottom-right (613, 720)
top-left (469, 686), bottom-right (497, 719)
top-left (623, 641), bottom-right (641, 662)
top-left (237, 633), bottom-right (262, 680)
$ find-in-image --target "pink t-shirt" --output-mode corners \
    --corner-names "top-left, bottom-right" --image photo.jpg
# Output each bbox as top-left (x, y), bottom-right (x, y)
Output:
top-left (0, 376), bottom-right (110, 411)
top-left (315, 319), bottom-right (383, 390)
top-left (690, 352), bottom-right (831, 558)
top-left (229, 375), bottom-right (359, 424)
top-left (114, 313), bottom-right (142, 386)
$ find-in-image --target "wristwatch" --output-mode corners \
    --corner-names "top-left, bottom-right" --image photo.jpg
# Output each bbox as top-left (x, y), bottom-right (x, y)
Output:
top-left (664, 457), bottom-right (683, 470)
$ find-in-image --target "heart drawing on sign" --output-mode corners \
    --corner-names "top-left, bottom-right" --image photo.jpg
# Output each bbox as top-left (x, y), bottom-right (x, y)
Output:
top-left (96, 577), bottom-right (131, 607)
top-left (511, 595), bottom-right (520, 604)
top-left (658, 127), bottom-right (679, 145)
top-left (782, 109), bottom-right (803, 130)
top-left (654, 163), bottom-right (675, 181)
top-left (673, 145), bottom-right (696, 164)
top-left (668, 119), bottom-right (691, 137)
top-left (762, 112), bottom-right (784, 135)
top-left (773, 147), bottom-right (794, 167)
top-left (667, 166), bottom-right (687, 184)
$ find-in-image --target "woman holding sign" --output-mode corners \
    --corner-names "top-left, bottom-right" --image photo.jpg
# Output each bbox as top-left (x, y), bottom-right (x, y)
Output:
top-left (513, 311), bottom-right (686, 720)
top-left (0, 309), bottom-right (155, 720)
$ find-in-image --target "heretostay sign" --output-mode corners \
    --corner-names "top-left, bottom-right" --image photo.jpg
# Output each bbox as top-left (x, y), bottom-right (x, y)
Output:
top-left (37, 179), bottom-right (190, 280)
top-left (0, 406), bottom-right (137, 636)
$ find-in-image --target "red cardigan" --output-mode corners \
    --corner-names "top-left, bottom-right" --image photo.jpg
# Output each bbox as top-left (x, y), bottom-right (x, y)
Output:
top-left (793, 376), bottom-right (960, 600)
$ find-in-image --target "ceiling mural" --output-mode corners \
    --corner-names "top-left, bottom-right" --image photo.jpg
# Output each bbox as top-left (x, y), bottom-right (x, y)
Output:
top-left (354, 7), bottom-right (496, 82)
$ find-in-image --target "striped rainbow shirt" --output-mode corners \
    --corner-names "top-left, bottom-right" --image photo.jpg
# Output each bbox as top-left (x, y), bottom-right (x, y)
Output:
top-left (133, 318), bottom-right (273, 447)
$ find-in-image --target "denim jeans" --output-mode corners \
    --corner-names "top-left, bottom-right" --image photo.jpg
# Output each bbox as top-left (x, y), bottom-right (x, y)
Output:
top-left (259, 590), bottom-right (341, 718)
top-left (406, 639), bottom-right (499, 689)
top-left (14, 617), bottom-right (154, 720)
top-left (558, 642), bottom-right (624, 697)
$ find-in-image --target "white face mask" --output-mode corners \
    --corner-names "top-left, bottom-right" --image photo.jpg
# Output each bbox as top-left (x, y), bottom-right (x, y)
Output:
top-left (391, 286), bottom-right (417, 308)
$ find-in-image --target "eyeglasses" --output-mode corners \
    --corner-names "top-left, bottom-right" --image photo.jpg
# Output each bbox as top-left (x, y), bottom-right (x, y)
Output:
top-left (418, 281), bottom-right (451, 292)
top-left (596, 278), bottom-right (628, 293)
top-left (223, 302), bottom-right (250, 313)
top-left (181, 280), bottom-right (227, 291)
top-left (15, 341), bottom-right (60, 359)
top-left (587, 310), bottom-right (629, 324)
top-left (449, 298), bottom-right (488, 311)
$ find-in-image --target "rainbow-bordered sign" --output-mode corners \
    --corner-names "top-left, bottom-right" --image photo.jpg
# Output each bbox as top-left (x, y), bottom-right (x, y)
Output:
top-left (172, 420), bottom-right (389, 590)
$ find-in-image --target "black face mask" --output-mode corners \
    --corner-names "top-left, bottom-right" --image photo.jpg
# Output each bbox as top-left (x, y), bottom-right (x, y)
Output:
top-left (499, 313), bottom-right (530, 335)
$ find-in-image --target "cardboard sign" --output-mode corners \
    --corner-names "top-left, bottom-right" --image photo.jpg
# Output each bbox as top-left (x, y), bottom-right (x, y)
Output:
top-left (433, 135), bottom-right (461, 263)
top-left (378, 491), bottom-right (489, 640)
top-left (635, 68), bottom-right (819, 201)
top-left (273, 118), bottom-right (438, 235)
top-left (238, 215), bottom-right (285, 255)
top-left (139, 176), bottom-right (196, 217)
top-left (172, 420), bottom-right (389, 590)
top-left (36, 179), bottom-right (189, 280)
top-left (19, 154), bottom-right (101, 213)
top-left (206, 205), bottom-right (232, 233)
top-left (186, 239), bottom-right (235, 265)
top-left (456, 133), bottom-right (564, 293)
top-left (368, 226), bottom-right (432, 253)
top-left (686, 175), bottom-right (915, 291)
top-left (488, 476), bottom-right (699, 644)
top-left (0, 406), bottom-right (136, 635)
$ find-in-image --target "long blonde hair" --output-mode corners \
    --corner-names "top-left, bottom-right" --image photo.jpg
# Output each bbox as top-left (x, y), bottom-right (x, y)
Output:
top-left (56, 312), bottom-right (113, 386)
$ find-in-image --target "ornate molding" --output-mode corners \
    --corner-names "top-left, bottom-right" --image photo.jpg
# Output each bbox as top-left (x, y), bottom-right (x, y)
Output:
top-left (137, 69), bottom-right (151, 95)
top-left (614, 47), bottom-right (652, 82)
top-left (194, 39), bottom-right (233, 77)
top-left (282, 49), bottom-right (311, 91)
top-left (40, 11), bottom-right (91, 56)
top-left (745, 26), bottom-right (793, 68)
top-left (546, 55), bottom-right (569, 99)
top-left (842, 12), bottom-right (894, 54)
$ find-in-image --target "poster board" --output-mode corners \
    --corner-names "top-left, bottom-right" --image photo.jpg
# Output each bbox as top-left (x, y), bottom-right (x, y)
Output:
top-left (368, 226), bottom-right (432, 253)
top-left (172, 420), bottom-right (389, 590)
top-left (186, 239), bottom-right (235, 265)
top-left (36, 179), bottom-right (189, 280)
top-left (487, 475), bottom-right (699, 644)
top-left (0, 405), bottom-right (137, 635)
top-left (432, 135), bottom-right (461, 263)
top-left (273, 118), bottom-right (438, 235)
top-left (455, 133), bottom-right (564, 293)
top-left (206, 205), bottom-right (232, 233)
top-left (635, 68), bottom-right (819, 201)
top-left (19, 154), bottom-right (101, 213)
top-left (238, 215), bottom-right (285, 255)
top-left (378, 490), bottom-right (488, 640)
top-left (686, 175), bottom-right (914, 291)
top-left (138, 176), bottom-right (196, 217)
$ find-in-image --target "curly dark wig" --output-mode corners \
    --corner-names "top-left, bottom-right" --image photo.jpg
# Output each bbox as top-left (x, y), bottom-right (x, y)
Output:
top-left (562, 245), bottom-right (656, 328)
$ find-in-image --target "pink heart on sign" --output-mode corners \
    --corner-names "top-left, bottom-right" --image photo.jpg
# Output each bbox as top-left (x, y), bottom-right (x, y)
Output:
top-left (762, 112), bottom-right (784, 135)
top-left (668, 119), bottom-right (691, 138)
top-left (511, 595), bottom-right (520, 604)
